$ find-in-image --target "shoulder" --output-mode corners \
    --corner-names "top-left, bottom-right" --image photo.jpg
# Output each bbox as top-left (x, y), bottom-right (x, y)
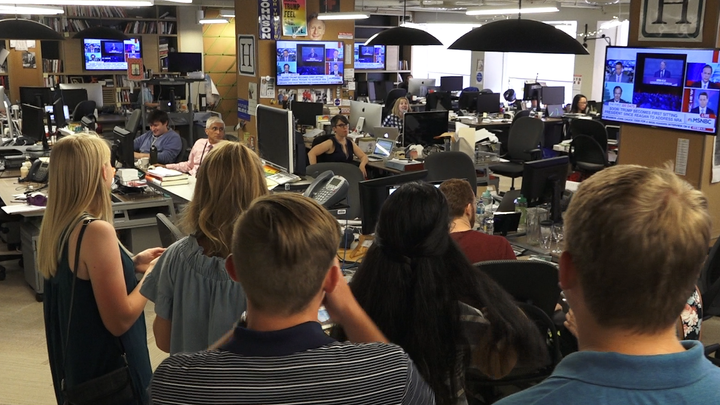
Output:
top-left (83, 219), bottom-right (116, 241)
top-left (192, 139), bottom-right (207, 148)
top-left (165, 130), bottom-right (181, 139)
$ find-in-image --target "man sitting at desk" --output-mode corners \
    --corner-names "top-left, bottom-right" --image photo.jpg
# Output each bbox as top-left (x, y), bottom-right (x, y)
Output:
top-left (439, 179), bottom-right (515, 263)
top-left (156, 116), bottom-right (226, 176)
top-left (133, 109), bottom-right (182, 164)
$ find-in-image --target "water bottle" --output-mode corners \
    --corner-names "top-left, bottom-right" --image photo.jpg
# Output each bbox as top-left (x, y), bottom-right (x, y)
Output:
top-left (516, 194), bottom-right (528, 233)
top-left (484, 214), bottom-right (494, 235)
top-left (481, 189), bottom-right (494, 234)
top-left (475, 197), bottom-right (485, 230)
top-left (149, 145), bottom-right (158, 165)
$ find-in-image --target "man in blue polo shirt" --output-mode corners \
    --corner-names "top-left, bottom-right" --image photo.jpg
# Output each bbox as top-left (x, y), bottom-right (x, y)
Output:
top-left (133, 109), bottom-right (182, 164)
top-left (496, 165), bottom-right (720, 405)
top-left (149, 194), bottom-right (435, 405)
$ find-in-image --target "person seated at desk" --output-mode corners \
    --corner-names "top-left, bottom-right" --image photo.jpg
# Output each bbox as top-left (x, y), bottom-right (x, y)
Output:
top-left (569, 94), bottom-right (589, 114)
top-left (439, 179), bottom-right (516, 263)
top-left (141, 142), bottom-right (269, 354)
top-left (382, 97), bottom-right (408, 135)
top-left (156, 117), bottom-right (226, 176)
top-left (399, 74), bottom-right (413, 91)
top-left (307, 114), bottom-right (368, 177)
top-left (141, 85), bottom-right (159, 109)
top-left (495, 165), bottom-right (720, 405)
top-left (149, 193), bottom-right (435, 404)
top-left (133, 109), bottom-right (182, 164)
top-left (346, 183), bottom-right (547, 405)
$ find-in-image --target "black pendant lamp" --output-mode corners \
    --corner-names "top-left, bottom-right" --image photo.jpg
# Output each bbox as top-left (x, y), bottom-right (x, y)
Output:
top-left (0, 18), bottom-right (63, 40)
top-left (449, 1), bottom-right (588, 55)
top-left (73, 26), bottom-right (130, 40)
top-left (364, 0), bottom-right (441, 46)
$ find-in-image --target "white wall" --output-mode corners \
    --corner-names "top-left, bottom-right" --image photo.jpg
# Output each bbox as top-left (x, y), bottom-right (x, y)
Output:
top-left (408, 23), bottom-right (478, 88)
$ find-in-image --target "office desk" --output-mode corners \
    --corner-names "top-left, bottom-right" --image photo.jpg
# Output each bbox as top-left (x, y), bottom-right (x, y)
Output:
top-left (146, 175), bottom-right (196, 204)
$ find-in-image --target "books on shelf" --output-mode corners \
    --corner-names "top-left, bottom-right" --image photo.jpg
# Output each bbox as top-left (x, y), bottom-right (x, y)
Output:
top-left (42, 59), bottom-right (63, 73)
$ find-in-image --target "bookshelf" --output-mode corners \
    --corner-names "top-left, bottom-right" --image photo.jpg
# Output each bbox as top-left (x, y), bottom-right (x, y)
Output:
top-left (354, 15), bottom-right (411, 85)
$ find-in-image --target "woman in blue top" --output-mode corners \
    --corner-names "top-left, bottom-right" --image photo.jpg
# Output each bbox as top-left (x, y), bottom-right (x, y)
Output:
top-left (307, 114), bottom-right (368, 177)
top-left (140, 142), bottom-right (270, 354)
top-left (38, 133), bottom-right (164, 404)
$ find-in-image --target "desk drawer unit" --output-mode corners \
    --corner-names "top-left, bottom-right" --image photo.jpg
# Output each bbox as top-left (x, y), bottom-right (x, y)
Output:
top-left (20, 221), bottom-right (42, 301)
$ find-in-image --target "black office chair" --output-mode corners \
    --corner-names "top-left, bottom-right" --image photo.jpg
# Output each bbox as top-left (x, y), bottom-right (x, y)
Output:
top-left (462, 86), bottom-right (479, 92)
top-left (305, 162), bottom-right (364, 220)
top-left (124, 109), bottom-right (142, 138)
top-left (156, 213), bottom-right (185, 248)
top-left (383, 88), bottom-right (408, 119)
top-left (310, 134), bottom-right (333, 148)
top-left (71, 100), bottom-right (96, 122)
top-left (699, 237), bottom-right (720, 320)
top-left (512, 109), bottom-right (531, 123)
top-left (569, 118), bottom-right (608, 153)
top-left (176, 136), bottom-right (190, 163)
top-left (489, 117), bottom-right (544, 190)
top-left (569, 135), bottom-right (607, 177)
top-left (224, 134), bottom-right (239, 142)
top-left (424, 151), bottom-right (478, 196)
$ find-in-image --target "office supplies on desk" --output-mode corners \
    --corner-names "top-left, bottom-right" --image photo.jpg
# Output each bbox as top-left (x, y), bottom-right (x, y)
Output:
top-left (302, 170), bottom-right (349, 208)
top-left (384, 158), bottom-right (424, 172)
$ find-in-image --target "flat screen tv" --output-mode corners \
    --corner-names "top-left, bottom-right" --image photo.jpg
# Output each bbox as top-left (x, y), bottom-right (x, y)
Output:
top-left (602, 46), bottom-right (720, 134)
top-left (83, 38), bottom-right (141, 71)
top-left (353, 43), bottom-right (385, 70)
top-left (276, 40), bottom-right (344, 86)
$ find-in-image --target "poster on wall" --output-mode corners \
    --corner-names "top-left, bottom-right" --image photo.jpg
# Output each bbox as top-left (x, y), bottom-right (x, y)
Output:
top-left (22, 51), bottom-right (36, 69)
top-left (258, 0), bottom-right (281, 40)
top-left (248, 82), bottom-right (258, 115)
top-left (238, 98), bottom-right (251, 120)
top-left (320, 0), bottom-right (339, 12)
top-left (260, 77), bottom-right (275, 98)
top-left (639, 0), bottom-right (705, 42)
top-left (237, 34), bottom-right (256, 76)
top-left (282, 0), bottom-right (307, 37)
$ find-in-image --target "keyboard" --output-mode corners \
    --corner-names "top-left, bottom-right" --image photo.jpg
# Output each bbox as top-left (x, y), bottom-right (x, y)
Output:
top-left (367, 155), bottom-right (385, 162)
top-left (510, 244), bottom-right (527, 257)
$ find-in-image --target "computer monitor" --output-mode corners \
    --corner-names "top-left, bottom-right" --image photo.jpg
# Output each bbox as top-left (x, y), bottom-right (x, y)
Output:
top-left (59, 83), bottom-right (103, 107)
top-left (541, 86), bottom-right (565, 106)
top-left (368, 81), bottom-right (390, 103)
top-left (51, 89), bottom-right (68, 129)
top-left (476, 93), bottom-right (501, 114)
top-left (356, 81), bottom-right (369, 98)
top-left (440, 76), bottom-right (464, 92)
top-left (407, 78), bottom-right (436, 97)
top-left (20, 86), bottom-right (52, 143)
top-left (290, 100), bottom-right (323, 127)
top-left (257, 104), bottom-right (297, 174)
top-left (358, 170), bottom-right (429, 235)
top-left (112, 127), bottom-right (135, 168)
top-left (59, 88), bottom-right (88, 113)
top-left (520, 156), bottom-right (569, 224)
top-left (157, 84), bottom-right (186, 101)
top-left (349, 101), bottom-right (382, 132)
top-left (403, 111), bottom-right (449, 146)
top-left (167, 52), bottom-right (203, 75)
top-left (458, 91), bottom-right (479, 112)
top-left (425, 91), bottom-right (452, 111)
top-left (523, 82), bottom-right (542, 101)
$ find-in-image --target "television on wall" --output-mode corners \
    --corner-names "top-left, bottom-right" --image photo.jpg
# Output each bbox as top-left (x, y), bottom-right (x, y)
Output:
top-left (83, 38), bottom-right (141, 71)
top-left (353, 43), bottom-right (385, 70)
top-left (276, 40), bottom-right (344, 86)
top-left (601, 46), bottom-right (720, 134)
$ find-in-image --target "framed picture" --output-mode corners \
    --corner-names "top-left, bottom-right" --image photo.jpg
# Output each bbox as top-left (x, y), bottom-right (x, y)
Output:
top-left (69, 76), bottom-right (84, 84)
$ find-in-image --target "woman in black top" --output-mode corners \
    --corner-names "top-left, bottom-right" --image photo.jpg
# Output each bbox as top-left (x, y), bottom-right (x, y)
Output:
top-left (307, 115), bottom-right (368, 177)
top-left (570, 94), bottom-right (589, 114)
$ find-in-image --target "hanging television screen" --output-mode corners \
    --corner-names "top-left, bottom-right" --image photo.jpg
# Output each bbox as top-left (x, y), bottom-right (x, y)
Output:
top-left (601, 46), bottom-right (719, 134)
top-left (354, 43), bottom-right (385, 70)
top-left (83, 38), bottom-right (142, 71)
top-left (276, 40), bottom-right (344, 86)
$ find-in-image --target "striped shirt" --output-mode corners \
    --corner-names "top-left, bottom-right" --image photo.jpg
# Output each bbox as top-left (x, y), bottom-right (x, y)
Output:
top-left (382, 114), bottom-right (404, 134)
top-left (149, 322), bottom-right (435, 405)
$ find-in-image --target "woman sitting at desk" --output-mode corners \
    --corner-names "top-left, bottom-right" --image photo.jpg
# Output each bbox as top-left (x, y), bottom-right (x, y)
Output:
top-left (155, 117), bottom-right (226, 176)
top-left (140, 142), bottom-right (269, 354)
top-left (345, 183), bottom-right (547, 405)
top-left (382, 97), bottom-right (409, 135)
top-left (569, 94), bottom-right (589, 114)
top-left (307, 114), bottom-right (368, 177)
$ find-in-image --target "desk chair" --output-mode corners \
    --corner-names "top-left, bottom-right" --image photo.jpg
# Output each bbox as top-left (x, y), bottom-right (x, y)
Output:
top-left (569, 135), bottom-right (607, 178)
top-left (489, 117), bottom-right (543, 190)
top-left (156, 213), bottom-right (184, 248)
top-left (424, 151), bottom-right (478, 196)
top-left (310, 134), bottom-right (333, 148)
top-left (224, 134), bottom-right (239, 142)
top-left (71, 100), bottom-right (96, 122)
top-left (569, 118), bottom-right (608, 153)
top-left (462, 86), bottom-right (479, 93)
top-left (306, 162), bottom-right (364, 220)
top-left (176, 136), bottom-right (189, 163)
top-left (512, 109), bottom-right (531, 123)
top-left (383, 88), bottom-right (408, 119)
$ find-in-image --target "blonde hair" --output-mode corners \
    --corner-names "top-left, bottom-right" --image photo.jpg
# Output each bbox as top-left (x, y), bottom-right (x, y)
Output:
top-left (392, 97), bottom-right (408, 117)
top-left (564, 164), bottom-right (711, 332)
top-left (37, 133), bottom-right (114, 278)
top-left (231, 193), bottom-right (341, 315)
top-left (180, 142), bottom-right (268, 257)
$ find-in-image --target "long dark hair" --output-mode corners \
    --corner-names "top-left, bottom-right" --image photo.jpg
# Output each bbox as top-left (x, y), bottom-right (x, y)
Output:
top-left (350, 183), bottom-right (543, 405)
top-left (571, 94), bottom-right (587, 113)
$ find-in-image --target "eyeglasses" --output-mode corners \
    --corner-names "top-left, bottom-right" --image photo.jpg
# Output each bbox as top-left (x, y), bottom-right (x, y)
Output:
top-left (335, 123), bottom-right (348, 128)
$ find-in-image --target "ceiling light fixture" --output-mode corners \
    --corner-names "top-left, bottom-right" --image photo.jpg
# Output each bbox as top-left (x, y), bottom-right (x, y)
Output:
top-left (0, 5), bottom-right (64, 14)
top-left (317, 12), bottom-right (369, 20)
top-left (218, 9), bottom-right (235, 18)
top-left (0, 0), bottom-right (153, 5)
top-left (364, 0), bottom-right (442, 46)
top-left (198, 10), bottom-right (227, 24)
top-left (465, 5), bottom-right (559, 16)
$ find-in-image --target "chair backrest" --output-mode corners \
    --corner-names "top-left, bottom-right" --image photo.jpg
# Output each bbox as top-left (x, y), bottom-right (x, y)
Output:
top-left (462, 86), bottom-right (479, 92)
top-left (699, 237), bottom-right (720, 318)
top-left (156, 213), bottom-right (184, 248)
top-left (305, 162), bottom-right (364, 219)
top-left (311, 134), bottom-right (333, 148)
top-left (72, 100), bottom-right (96, 122)
top-left (569, 135), bottom-right (607, 167)
top-left (569, 118), bottom-right (608, 152)
top-left (512, 109), bottom-right (531, 123)
top-left (383, 88), bottom-right (408, 119)
top-left (507, 117), bottom-right (544, 162)
top-left (424, 151), bottom-right (478, 196)
top-left (177, 136), bottom-right (189, 163)
top-left (224, 134), bottom-right (240, 142)
top-left (124, 109), bottom-right (142, 137)
top-left (475, 260), bottom-right (561, 319)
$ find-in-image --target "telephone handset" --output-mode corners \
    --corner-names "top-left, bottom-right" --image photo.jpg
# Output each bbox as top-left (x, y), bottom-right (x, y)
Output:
top-left (21, 159), bottom-right (49, 183)
top-left (302, 170), bottom-right (349, 208)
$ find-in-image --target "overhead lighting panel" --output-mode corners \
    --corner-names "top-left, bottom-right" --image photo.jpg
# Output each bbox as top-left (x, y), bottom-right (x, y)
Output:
top-left (465, 5), bottom-right (559, 16)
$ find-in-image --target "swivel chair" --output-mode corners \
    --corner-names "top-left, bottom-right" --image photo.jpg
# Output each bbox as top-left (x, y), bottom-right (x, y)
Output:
top-left (424, 151), bottom-right (478, 196)
top-left (310, 134), bottom-right (333, 148)
top-left (176, 136), bottom-right (189, 163)
top-left (569, 135), bottom-right (607, 177)
top-left (462, 86), bottom-right (479, 93)
top-left (569, 118), bottom-right (608, 153)
top-left (156, 213), bottom-right (185, 248)
top-left (305, 162), bottom-right (364, 220)
top-left (512, 109), bottom-right (531, 123)
top-left (383, 88), bottom-right (408, 119)
top-left (71, 100), bottom-right (96, 122)
top-left (489, 117), bottom-right (544, 190)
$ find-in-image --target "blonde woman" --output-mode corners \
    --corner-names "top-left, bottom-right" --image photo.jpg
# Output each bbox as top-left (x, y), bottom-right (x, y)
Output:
top-left (382, 96), bottom-right (409, 134)
top-left (39, 133), bottom-right (163, 405)
top-left (141, 142), bottom-right (269, 354)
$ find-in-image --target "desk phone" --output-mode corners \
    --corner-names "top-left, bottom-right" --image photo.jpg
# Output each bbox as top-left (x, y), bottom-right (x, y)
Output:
top-left (302, 170), bottom-right (349, 208)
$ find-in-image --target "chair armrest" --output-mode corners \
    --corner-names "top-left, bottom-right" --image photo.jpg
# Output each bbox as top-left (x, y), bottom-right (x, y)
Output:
top-left (524, 148), bottom-right (542, 160)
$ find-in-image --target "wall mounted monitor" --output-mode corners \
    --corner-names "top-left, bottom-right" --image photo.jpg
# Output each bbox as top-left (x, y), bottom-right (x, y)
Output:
top-left (167, 52), bottom-right (202, 74)
top-left (83, 38), bottom-right (141, 71)
top-left (440, 76), bottom-right (464, 92)
top-left (353, 43), bottom-right (385, 70)
top-left (602, 46), bottom-right (720, 134)
top-left (276, 40), bottom-right (344, 86)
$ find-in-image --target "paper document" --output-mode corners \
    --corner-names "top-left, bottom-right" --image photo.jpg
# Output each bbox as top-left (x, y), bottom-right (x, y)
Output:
top-left (2, 204), bottom-right (45, 214)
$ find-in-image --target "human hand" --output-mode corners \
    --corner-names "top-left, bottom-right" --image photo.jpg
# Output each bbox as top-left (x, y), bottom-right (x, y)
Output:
top-left (359, 164), bottom-right (367, 179)
top-left (564, 308), bottom-right (578, 338)
top-left (134, 247), bottom-right (165, 273)
top-left (322, 267), bottom-right (358, 326)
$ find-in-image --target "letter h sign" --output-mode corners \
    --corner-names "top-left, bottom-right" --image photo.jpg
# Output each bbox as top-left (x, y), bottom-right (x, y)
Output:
top-left (640, 0), bottom-right (705, 41)
top-left (238, 35), bottom-right (256, 76)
